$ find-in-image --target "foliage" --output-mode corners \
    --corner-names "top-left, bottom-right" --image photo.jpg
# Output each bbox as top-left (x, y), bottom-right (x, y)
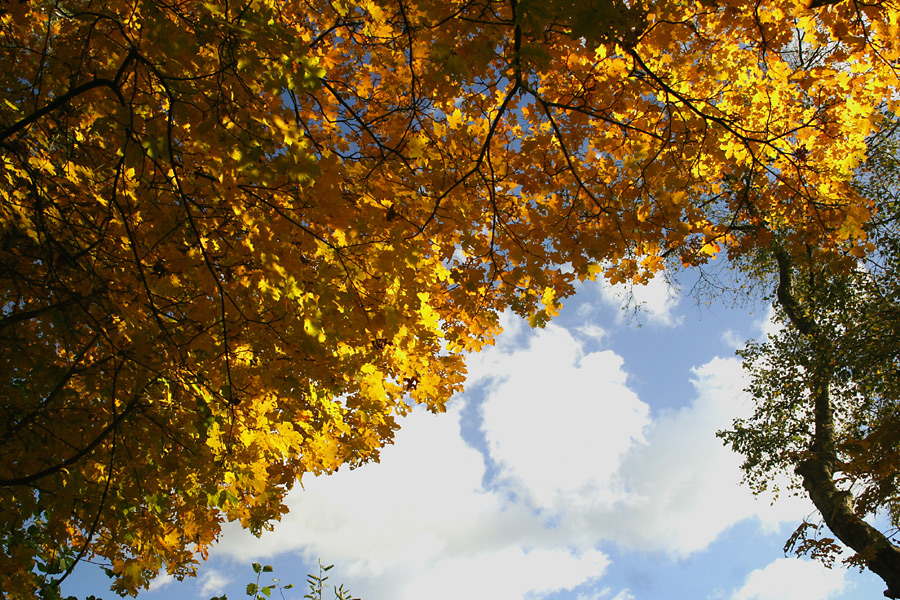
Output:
top-left (303, 560), bottom-right (358, 600)
top-left (2, 0), bottom-right (899, 595)
top-left (245, 561), bottom-right (294, 600)
top-left (722, 237), bottom-right (900, 589)
top-left (207, 560), bottom-right (354, 600)
top-left (724, 124), bottom-right (900, 506)
top-left (719, 123), bottom-right (900, 594)
top-left (721, 241), bottom-right (900, 525)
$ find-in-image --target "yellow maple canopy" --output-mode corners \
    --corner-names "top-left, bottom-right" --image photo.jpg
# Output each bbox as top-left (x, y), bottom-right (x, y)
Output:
top-left (1, 0), bottom-right (897, 595)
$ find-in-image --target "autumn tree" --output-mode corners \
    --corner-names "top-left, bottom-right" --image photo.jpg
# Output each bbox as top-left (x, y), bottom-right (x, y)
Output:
top-left (1, 0), bottom-right (897, 596)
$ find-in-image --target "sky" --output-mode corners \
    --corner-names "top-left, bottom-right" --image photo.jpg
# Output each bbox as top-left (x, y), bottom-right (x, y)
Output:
top-left (62, 269), bottom-right (891, 600)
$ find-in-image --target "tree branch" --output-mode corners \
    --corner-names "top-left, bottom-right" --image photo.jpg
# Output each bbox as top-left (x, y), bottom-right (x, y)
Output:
top-left (0, 49), bottom-right (133, 143)
top-left (774, 247), bottom-right (900, 599)
top-left (0, 383), bottom-right (143, 487)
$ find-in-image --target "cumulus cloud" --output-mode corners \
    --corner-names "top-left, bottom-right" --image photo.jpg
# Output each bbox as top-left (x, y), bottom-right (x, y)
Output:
top-left (147, 573), bottom-right (174, 592)
top-left (216, 406), bottom-right (520, 562)
top-left (731, 558), bottom-right (848, 600)
top-left (473, 323), bottom-right (810, 557)
top-left (398, 548), bottom-right (608, 600)
top-left (591, 356), bottom-right (811, 556)
top-left (198, 569), bottom-right (231, 597)
top-left (595, 274), bottom-right (682, 327)
top-left (578, 588), bottom-right (635, 600)
top-left (213, 403), bottom-right (606, 600)
top-left (477, 323), bottom-right (651, 511)
top-left (211, 312), bottom-right (813, 600)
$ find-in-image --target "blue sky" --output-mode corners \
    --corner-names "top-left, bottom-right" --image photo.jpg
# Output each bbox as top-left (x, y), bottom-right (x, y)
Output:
top-left (62, 271), bottom-right (890, 600)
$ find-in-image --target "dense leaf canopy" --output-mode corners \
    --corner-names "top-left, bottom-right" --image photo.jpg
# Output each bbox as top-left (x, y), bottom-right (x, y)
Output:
top-left (1, 0), bottom-right (898, 595)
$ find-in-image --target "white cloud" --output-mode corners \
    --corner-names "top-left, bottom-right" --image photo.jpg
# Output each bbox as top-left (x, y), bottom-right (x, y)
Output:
top-left (722, 329), bottom-right (746, 350)
top-left (731, 558), bottom-right (848, 600)
top-left (754, 305), bottom-right (782, 342)
top-left (213, 404), bottom-right (607, 600)
top-left (596, 274), bottom-right (681, 326)
top-left (148, 573), bottom-right (174, 592)
top-left (576, 323), bottom-right (608, 346)
top-left (472, 322), bottom-right (810, 557)
top-left (398, 548), bottom-right (608, 600)
top-left (198, 568), bottom-right (231, 597)
top-left (577, 587), bottom-right (634, 600)
top-left (478, 324), bottom-right (650, 511)
top-left (216, 406), bottom-right (518, 564)
top-left (585, 356), bottom-right (812, 556)
top-left (210, 312), bottom-right (815, 600)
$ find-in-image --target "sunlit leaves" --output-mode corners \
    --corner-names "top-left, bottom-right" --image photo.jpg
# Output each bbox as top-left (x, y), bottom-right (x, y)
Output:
top-left (2, 0), bottom-right (899, 594)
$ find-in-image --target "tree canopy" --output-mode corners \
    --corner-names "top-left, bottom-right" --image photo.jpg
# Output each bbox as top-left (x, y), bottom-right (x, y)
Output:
top-left (1, 0), bottom-right (898, 596)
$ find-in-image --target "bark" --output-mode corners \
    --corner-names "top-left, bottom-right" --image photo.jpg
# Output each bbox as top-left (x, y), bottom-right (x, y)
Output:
top-left (774, 249), bottom-right (900, 599)
top-left (797, 455), bottom-right (900, 598)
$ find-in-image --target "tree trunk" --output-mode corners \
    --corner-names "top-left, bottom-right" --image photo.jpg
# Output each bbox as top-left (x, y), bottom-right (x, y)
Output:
top-left (775, 248), bottom-right (900, 599)
top-left (797, 453), bottom-right (900, 598)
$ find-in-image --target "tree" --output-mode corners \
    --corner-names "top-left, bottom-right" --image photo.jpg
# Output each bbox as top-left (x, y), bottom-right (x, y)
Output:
top-left (1, 0), bottom-right (897, 596)
top-left (720, 123), bottom-right (900, 598)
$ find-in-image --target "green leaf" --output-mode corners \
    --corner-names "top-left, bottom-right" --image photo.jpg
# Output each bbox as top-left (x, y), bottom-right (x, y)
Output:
top-left (252, 562), bottom-right (262, 574)
top-left (262, 565), bottom-right (273, 573)
top-left (246, 583), bottom-right (259, 596)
